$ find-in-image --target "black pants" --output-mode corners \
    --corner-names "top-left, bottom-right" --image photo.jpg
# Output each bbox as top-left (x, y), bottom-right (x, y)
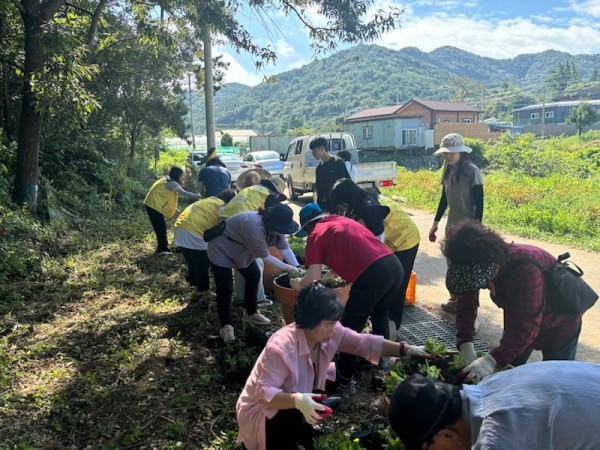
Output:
top-left (265, 409), bottom-right (321, 450)
top-left (179, 247), bottom-right (210, 292)
top-left (389, 244), bottom-right (419, 327)
top-left (145, 205), bottom-right (169, 252)
top-left (212, 260), bottom-right (260, 326)
top-left (337, 254), bottom-right (404, 380)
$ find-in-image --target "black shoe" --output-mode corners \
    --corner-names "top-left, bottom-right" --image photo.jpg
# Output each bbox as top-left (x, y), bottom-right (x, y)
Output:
top-left (318, 396), bottom-right (342, 412)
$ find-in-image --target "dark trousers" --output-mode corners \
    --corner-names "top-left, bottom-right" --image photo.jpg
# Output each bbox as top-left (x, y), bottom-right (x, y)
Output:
top-left (337, 254), bottom-right (404, 380)
top-left (212, 260), bottom-right (260, 326)
top-left (389, 244), bottom-right (419, 328)
top-left (145, 205), bottom-right (169, 252)
top-left (265, 409), bottom-right (319, 450)
top-left (179, 247), bottom-right (210, 292)
top-left (510, 322), bottom-right (582, 366)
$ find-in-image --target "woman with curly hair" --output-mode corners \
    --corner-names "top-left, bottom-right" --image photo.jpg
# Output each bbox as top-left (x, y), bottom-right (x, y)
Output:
top-left (428, 133), bottom-right (484, 313)
top-left (441, 219), bottom-right (583, 382)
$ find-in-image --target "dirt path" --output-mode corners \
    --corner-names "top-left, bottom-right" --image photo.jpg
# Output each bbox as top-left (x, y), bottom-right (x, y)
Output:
top-left (287, 197), bottom-right (600, 363)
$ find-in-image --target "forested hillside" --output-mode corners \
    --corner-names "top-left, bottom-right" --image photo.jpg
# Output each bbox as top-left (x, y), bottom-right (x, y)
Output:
top-left (191, 45), bottom-right (600, 134)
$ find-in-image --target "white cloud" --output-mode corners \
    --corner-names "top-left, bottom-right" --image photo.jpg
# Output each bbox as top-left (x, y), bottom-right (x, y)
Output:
top-left (570, 0), bottom-right (600, 18)
top-left (275, 39), bottom-right (295, 58)
top-left (216, 51), bottom-right (263, 86)
top-left (377, 12), bottom-right (600, 58)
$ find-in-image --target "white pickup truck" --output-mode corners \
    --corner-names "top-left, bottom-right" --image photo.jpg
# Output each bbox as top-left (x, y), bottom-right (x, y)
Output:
top-left (282, 132), bottom-right (397, 199)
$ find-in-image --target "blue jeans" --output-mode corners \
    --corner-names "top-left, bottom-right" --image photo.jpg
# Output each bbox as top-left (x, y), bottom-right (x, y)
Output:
top-left (510, 323), bottom-right (582, 366)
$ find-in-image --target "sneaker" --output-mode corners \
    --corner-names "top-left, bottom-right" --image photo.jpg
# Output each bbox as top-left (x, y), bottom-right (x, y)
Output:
top-left (219, 325), bottom-right (235, 342)
top-left (440, 298), bottom-right (457, 313)
top-left (474, 318), bottom-right (480, 333)
top-left (158, 250), bottom-right (173, 256)
top-left (257, 297), bottom-right (274, 307)
top-left (201, 291), bottom-right (216, 301)
top-left (243, 311), bottom-right (271, 325)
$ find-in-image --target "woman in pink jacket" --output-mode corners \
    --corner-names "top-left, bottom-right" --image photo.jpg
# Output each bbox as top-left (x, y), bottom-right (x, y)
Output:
top-left (236, 283), bottom-right (431, 450)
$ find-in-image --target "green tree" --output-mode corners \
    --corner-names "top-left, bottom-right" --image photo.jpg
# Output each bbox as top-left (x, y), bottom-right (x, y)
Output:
top-left (221, 132), bottom-right (233, 146)
top-left (567, 102), bottom-right (600, 136)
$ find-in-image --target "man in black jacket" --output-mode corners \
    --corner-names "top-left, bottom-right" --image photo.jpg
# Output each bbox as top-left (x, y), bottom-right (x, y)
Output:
top-left (310, 137), bottom-right (350, 210)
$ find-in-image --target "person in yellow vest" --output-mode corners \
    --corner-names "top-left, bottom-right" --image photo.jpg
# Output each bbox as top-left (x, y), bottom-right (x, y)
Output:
top-left (144, 167), bottom-right (202, 255)
top-left (220, 173), bottom-right (287, 219)
top-left (174, 189), bottom-right (237, 301)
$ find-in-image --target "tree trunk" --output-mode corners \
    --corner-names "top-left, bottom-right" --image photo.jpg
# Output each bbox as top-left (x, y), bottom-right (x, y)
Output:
top-left (13, 0), bottom-right (67, 207)
top-left (86, 0), bottom-right (108, 47)
top-left (14, 12), bottom-right (45, 206)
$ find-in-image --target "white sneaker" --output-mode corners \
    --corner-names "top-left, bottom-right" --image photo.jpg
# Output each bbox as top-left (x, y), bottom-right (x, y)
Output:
top-left (243, 311), bottom-right (271, 325)
top-left (219, 325), bottom-right (235, 342)
top-left (257, 297), bottom-right (274, 307)
top-left (158, 250), bottom-right (173, 256)
top-left (474, 318), bottom-right (480, 333)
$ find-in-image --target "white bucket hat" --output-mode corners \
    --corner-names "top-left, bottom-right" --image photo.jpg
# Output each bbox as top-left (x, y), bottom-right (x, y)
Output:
top-left (433, 133), bottom-right (472, 155)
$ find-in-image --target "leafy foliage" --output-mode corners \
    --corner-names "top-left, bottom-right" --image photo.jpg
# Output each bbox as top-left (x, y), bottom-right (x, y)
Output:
top-left (423, 338), bottom-right (447, 356)
top-left (566, 102), bottom-right (600, 135)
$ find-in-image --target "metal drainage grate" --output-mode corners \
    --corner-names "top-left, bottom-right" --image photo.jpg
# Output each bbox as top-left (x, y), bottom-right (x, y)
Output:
top-left (398, 305), bottom-right (491, 353)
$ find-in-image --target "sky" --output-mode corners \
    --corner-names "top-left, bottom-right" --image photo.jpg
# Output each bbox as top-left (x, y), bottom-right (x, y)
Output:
top-left (216, 0), bottom-right (600, 86)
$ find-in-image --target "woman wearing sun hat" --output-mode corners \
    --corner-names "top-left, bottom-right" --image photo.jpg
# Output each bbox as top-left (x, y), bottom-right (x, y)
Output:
top-left (290, 203), bottom-right (430, 390)
top-left (207, 204), bottom-right (301, 342)
top-left (442, 219), bottom-right (583, 382)
top-left (429, 133), bottom-right (484, 314)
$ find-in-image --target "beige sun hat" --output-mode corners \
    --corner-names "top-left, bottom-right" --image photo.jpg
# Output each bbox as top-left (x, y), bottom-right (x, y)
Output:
top-left (236, 168), bottom-right (271, 190)
top-left (433, 133), bottom-right (472, 155)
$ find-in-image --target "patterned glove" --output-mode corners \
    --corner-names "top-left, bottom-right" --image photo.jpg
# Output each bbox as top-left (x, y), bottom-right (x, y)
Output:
top-left (459, 342), bottom-right (478, 365)
top-left (294, 393), bottom-right (325, 424)
top-left (462, 353), bottom-right (497, 382)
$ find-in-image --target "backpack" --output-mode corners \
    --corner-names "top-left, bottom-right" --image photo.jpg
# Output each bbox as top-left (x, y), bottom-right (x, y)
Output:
top-left (497, 252), bottom-right (598, 316)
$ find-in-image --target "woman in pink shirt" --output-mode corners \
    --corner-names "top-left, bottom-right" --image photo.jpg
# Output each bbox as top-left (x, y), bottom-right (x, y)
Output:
top-left (236, 283), bottom-right (431, 450)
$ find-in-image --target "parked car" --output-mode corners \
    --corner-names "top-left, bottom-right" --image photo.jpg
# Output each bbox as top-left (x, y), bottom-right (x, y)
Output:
top-left (241, 150), bottom-right (284, 178)
top-left (216, 153), bottom-right (245, 184)
top-left (186, 150), bottom-right (206, 166)
top-left (283, 132), bottom-right (397, 200)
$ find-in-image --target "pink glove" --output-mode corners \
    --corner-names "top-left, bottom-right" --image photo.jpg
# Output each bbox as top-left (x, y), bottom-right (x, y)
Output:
top-left (461, 353), bottom-right (496, 382)
top-left (294, 393), bottom-right (326, 424)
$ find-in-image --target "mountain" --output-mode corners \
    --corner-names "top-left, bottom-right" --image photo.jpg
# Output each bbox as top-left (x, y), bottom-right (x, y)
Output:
top-left (189, 45), bottom-right (600, 135)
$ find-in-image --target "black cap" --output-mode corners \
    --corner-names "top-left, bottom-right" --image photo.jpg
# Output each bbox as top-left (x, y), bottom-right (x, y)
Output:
top-left (388, 374), bottom-right (456, 450)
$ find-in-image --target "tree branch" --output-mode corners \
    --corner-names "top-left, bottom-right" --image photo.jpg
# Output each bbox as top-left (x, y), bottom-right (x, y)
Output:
top-left (87, 0), bottom-right (109, 47)
top-left (10, 0), bottom-right (26, 15)
top-left (65, 1), bottom-right (94, 16)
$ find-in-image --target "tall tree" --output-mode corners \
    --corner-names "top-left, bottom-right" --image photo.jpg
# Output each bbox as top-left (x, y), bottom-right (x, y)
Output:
top-left (566, 102), bottom-right (599, 136)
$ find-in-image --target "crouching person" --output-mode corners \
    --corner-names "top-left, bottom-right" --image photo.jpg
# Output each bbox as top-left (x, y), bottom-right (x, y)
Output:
top-left (388, 361), bottom-right (600, 450)
top-left (237, 283), bottom-right (432, 450)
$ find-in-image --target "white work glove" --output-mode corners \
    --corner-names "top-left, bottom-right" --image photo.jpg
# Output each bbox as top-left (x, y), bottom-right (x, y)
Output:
top-left (404, 344), bottom-right (432, 358)
top-left (428, 221), bottom-right (439, 243)
top-left (290, 277), bottom-right (302, 291)
top-left (287, 266), bottom-right (306, 278)
top-left (294, 393), bottom-right (326, 424)
top-left (459, 342), bottom-right (478, 365)
top-left (462, 353), bottom-right (497, 382)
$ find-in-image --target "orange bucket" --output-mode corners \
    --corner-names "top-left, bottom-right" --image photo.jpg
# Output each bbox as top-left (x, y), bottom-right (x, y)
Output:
top-left (405, 271), bottom-right (416, 306)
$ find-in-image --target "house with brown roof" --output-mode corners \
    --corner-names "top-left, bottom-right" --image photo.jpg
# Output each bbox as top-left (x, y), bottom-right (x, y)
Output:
top-left (343, 99), bottom-right (481, 151)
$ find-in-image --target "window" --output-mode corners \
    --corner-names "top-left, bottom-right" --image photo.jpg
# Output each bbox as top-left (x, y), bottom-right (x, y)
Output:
top-left (401, 129), bottom-right (417, 146)
top-left (362, 126), bottom-right (373, 139)
top-left (545, 111), bottom-right (554, 118)
top-left (530, 112), bottom-right (540, 119)
top-left (462, 118), bottom-right (472, 123)
top-left (294, 140), bottom-right (303, 155)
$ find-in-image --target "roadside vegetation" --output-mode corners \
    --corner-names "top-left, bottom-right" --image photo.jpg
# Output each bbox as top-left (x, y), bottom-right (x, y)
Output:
top-left (388, 132), bottom-right (600, 251)
top-left (1, 132), bottom-right (599, 448)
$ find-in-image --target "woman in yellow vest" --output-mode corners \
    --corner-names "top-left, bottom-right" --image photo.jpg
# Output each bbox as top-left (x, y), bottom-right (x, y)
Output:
top-left (144, 167), bottom-right (202, 255)
top-left (174, 189), bottom-right (236, 301)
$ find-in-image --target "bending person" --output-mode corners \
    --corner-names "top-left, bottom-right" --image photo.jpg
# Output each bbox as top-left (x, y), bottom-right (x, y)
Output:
top-left (290, 203), bottom-right (408, 390)
top-left (389, 361), bottom-right (600, 450)
top-left (173, 189), bottom-right (236, 300)
top-left (442, 219), bottom-right (584, 381)
top-left (207, 204), bottom-right (301, 342)
top-left (237, 283), bottom-right (431, 450)
top-left (144, 166), bottom-right (201, 255)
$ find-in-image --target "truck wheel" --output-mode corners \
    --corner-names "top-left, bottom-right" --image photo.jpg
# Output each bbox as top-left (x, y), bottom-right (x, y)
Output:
top-left (287, 178), bottom-right (298, 200)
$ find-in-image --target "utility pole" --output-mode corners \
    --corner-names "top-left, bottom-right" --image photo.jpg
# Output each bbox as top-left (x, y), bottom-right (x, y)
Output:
top-left (203, 28), bottom-right (216, 150)
top-left (541, 100), bottom-right (546, 138)
top-left (260, 97), bottom-right (265, 135)
top-left (187, 73), bottom-right (196, 149)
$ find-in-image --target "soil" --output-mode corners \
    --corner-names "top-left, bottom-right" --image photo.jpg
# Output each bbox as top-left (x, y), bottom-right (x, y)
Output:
top-left (276, 273), bottom-right (351, 289)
